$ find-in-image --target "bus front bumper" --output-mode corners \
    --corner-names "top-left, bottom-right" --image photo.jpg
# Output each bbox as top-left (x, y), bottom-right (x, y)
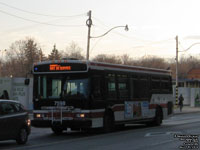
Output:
top-left (31, 119), bottom-right (92, 129)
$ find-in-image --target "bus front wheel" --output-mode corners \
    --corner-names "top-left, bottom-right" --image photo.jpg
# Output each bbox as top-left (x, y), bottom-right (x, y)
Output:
top-left (51, 126), bottom-right (64, 135)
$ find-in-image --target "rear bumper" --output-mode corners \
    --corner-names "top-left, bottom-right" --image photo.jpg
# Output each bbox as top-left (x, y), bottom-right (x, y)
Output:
top-left (31, 119), bottom-right (92, 129)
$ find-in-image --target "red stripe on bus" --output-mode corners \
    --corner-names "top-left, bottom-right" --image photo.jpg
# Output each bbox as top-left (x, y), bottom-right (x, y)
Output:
top-left (112, 105), bottom-right (124, 111)
top-left (149, 103), bottom-right (168, 109)
top-left (160, 103), bottom-right (168, 108)
top-left (89, 112), bottom-right (104, 118)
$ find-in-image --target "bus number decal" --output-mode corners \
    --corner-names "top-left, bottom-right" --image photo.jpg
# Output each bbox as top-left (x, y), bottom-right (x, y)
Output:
top-left (54, 101), bottom-right (66, 106)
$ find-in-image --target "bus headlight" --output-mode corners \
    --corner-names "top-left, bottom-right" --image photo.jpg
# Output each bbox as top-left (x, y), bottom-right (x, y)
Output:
top-left (35, 113), bottom-right (44, 118)
top-left (76, 113), bottom-right (85, 118)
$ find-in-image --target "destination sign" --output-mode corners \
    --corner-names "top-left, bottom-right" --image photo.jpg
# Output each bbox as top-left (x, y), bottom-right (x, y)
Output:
top-left (33, 63), bottom-right (87, 73)
top-left (49, 64), bottom-right (71, 71)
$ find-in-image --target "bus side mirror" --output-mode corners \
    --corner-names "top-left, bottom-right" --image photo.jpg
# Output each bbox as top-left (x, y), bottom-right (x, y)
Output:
top-left (25, 79), bottom-right (30, 85)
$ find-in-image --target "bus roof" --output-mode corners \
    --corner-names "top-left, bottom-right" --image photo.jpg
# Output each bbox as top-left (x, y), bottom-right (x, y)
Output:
top-left (33, 59), bottom-right (171, 76)
top-left (88, 61), bottom-right (171, 75)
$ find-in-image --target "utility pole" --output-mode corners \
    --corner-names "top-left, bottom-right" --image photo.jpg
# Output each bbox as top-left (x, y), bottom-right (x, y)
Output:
top-left (175, 35), bottom-right (179, 105)
top-left (85, 10), bottom-right (128, 60)
top-left (86, 10), bottom-right (92, 60)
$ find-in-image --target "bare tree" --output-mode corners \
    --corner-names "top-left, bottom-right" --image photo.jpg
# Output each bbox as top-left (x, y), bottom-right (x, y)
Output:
top-left (2, 37), bottom-right (42, 77)
top-left (64, 41), bottom-right (85, 60)
top-left (139, 55), bottom-right (168, 69)
top-left (178, 55), bottom-right (200, 79)
top-left (24, 38), bottom-right (41, 72)
top-left (6, 40), bottom-right (27, 76)
top-left (2, 37), bottom-right (200, 80)
top-left (121, 54), bottom-right (134, 65)
top-left (93, 54), bottom-right (122, 64)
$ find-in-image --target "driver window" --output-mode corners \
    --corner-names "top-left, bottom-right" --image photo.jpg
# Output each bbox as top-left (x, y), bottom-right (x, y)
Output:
top-left (63, 79), bottom-right (88, 98)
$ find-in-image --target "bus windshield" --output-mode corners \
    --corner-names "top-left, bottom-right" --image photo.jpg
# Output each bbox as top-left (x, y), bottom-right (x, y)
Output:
top-left (62, 79), bottom-right (89, 99)
top-left (36, 75), bottom-right (89, 100)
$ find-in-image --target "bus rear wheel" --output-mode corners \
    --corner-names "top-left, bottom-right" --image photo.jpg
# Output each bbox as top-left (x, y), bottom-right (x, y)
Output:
top-left (152, 107), bottom-right (163, 126)
top-left (146, 107), bottom-right (163, 126)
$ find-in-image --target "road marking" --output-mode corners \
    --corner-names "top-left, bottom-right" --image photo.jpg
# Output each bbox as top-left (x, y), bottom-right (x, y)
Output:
top-left (150, 139), bottom-right (175, 146)
top-left (145, 131), bottom-right (182, 137)
top-left (145, 132), bottom-right (166, 137)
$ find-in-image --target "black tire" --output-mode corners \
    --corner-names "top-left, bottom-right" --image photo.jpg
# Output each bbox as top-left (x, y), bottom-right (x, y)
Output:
top-left (146, 107), bottom-right (163, 127)
top-left (16, 127), bottom-right (28, 145)
top-left (51, 126), bottom-right (64, 135)
top-left (154, 108), bottom-right (163, 126)
top-left (103, 113), bottom-right (114, 133)
top-left (115, 124), bottom-right (125, 130)
top-left (167, 102), bottom-right (173, 115)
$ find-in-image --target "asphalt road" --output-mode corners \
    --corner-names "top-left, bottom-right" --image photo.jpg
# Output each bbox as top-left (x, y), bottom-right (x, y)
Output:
top-left (1, 113), bottom-right (200, 150)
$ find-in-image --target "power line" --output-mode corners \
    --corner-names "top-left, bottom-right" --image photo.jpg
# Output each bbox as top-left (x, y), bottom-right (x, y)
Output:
top-left (129, 38), bottom-right (174, 49)
top-left (93, 23), bottom-right (174, 46)
top-left (0, 1), bottom-right (86, 18)
top-left (0, 9), bottom-right (85, 27)
top-left (90, 37), bottom-right (104, 54)
top-left (91, 17), bottom-right (175, 55)
top-left (2, 17), bottom-right (74, 34)
top-left (93, 17), bottom-right (176, 46)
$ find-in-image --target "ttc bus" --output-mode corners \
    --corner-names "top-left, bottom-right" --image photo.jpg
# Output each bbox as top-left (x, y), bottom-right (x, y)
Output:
top-left (31, 59), bottom-right (174, 134)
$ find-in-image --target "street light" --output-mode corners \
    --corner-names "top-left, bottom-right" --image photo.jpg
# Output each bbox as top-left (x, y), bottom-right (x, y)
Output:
top-left (175, 36), bottom-right (200, 105)
top-left (86, 10), bottom-right (128, 60)
top-left (90, 25), bottom-right (129, 39)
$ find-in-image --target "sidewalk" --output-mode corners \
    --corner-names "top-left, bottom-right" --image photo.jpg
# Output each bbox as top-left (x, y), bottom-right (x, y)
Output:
top-left (174, 105), bottom-right (200, 115)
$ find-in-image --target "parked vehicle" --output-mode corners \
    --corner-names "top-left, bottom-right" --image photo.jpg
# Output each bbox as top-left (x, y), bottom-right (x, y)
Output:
top-left (0, 100), bottom-right (31, 144)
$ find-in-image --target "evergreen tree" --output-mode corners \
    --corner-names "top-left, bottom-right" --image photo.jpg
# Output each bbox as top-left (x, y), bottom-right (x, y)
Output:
top-left (48, 44), bottom-right (61, 60)
top-left (38, 48), bottom-right (47, 62)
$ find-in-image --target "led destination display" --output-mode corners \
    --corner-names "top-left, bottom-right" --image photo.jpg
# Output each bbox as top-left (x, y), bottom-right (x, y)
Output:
top-left (34, 63), bottom-right (87, 73)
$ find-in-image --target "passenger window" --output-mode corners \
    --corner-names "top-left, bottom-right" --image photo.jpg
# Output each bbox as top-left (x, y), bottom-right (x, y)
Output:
top-left (13, 103), bottom-right (24, 112)
top-left (118, 75), bottom-right (129, 99)
top-left (108, 82), bottom-right (116, 91)
top-left (106, 74), bottom-right (117, 99)
top-left (1, 103), bottom-right (15, 115)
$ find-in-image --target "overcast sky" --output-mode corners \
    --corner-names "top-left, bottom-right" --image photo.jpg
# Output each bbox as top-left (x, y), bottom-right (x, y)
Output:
top-left (1, 0), bottom-right (200, 59)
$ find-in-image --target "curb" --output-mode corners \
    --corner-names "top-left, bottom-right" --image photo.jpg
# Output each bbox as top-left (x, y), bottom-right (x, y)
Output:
top-left (174, 110), bottom-right (200, 115)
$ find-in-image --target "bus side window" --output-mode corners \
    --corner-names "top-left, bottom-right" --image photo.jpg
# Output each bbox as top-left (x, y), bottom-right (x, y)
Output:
top-left (106, 74), bottom-right (117, 100)
top-left (92, 76), bottom-right (103, 100)
top-left (151, 76), bottom-right (161, 93)
top-left (117, 74), bottom-right (129, 99)
top-left (133, 75), bottom-right (140, 98)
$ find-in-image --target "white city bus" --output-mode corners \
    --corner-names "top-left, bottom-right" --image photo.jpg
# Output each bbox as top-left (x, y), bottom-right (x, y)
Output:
top-left (31, 59), bottom-right (174, 134)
